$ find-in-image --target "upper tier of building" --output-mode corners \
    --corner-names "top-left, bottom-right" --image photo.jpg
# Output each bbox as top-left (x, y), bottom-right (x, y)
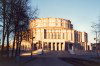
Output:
top-left (29, 18), bottom-right (73, 29)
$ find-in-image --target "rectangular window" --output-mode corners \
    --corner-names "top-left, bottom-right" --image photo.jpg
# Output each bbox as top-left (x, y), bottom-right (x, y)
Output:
top-left (44, 29), bottom-right (47, 39)
top-left (54, 33), bottom-right (56, 39)
top-left (66, 23), bottom-right (68, 28)
top-left (66, 33), bottom-right (68, 40)
top-left (71, 33), bottom-right (73, 41)
top-left (63, 33), bottom-right (64, 39)
top-left (51, 33), bottom-right (53, 39)
top-left (58, 33), bottom-right (61, 39)
top-left (48, 33), bottom-right (50, 39)
top-left (55, 22), bottom-right (58, 26)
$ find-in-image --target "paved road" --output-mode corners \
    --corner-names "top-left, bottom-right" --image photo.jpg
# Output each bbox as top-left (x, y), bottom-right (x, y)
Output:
top-left (60, 57), bottom-right (100, 66)
top-left (23, 57), bottom-right (73, 66)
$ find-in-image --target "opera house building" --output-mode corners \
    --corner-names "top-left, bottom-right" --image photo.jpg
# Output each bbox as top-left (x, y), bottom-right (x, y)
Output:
top-left (21, 18), bottom-right (88, 51)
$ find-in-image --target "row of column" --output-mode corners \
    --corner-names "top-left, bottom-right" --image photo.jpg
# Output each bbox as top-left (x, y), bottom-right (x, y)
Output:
top-left (42, 42), bottom-right (65, 51)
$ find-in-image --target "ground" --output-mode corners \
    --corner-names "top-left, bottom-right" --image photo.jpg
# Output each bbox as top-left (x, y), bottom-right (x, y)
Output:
top-left (0, 56), bottom-right (18, 66)
top-left (60, 57), bottom-right (100, 66)
top-left (23, 57), bottom-right (73, 66)
top-left (0, 51), bottom-right (100, 66)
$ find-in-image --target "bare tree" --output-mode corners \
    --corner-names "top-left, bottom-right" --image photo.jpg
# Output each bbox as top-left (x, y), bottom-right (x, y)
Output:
top-left (10, 0), bottom-right (38, 57)
top-left (0, 0), bottom-right (7, 56)
top-left (0, 0), bottom-right (38, 57)
top-left (91, 17), bottom-right (100, 43)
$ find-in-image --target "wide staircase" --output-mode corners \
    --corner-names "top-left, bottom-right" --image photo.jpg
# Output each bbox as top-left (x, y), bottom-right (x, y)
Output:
top-left (36, 51), bottom-right (71, 57)
top-left (34, 50), bottom-right (100, 57)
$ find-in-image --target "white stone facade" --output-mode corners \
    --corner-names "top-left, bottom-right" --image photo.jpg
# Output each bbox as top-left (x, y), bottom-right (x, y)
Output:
top-left (25, 18), bottom-right (88, 51)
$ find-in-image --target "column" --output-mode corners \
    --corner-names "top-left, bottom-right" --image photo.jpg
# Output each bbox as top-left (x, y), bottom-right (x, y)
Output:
top-left (72, 45), bottom-right (74, 50)
top-left (61, 32), bottom-right (63, 39)
top-left (59, 43), bottom-right (61, 51)
top-left (47, 42), bottom-right (49, 50)
top-left (51, 42), bottom-right (53, 50)
top-left (72, 44), bottom-right (75, 51)
top-left (55, 43), bottom-right (57, 51)
top-left (62, 42), bottom-right (65, 51)
top-left (57, 33), bottom-right (58, 39)
top-left (85, 42), bottom-right (87, 50)
top-left (42, 42), bottom-right (44, 50)
top-left (68, 43), bottom-right (69, 50)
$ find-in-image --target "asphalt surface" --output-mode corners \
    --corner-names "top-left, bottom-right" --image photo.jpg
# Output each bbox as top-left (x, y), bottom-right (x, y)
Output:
top-left (60, 57), bottom-right (100, 66)
top-left (23, 57), bottom-right (73, 66)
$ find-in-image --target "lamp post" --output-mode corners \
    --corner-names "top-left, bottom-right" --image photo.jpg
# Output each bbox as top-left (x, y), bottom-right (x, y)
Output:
top-left (31, 37), bottom-right (35, 57)
top-left (30, 30), bottom-right (35, 57)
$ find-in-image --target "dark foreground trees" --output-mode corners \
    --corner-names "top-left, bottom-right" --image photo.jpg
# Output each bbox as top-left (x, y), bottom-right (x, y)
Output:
top-left (0, 0), bottom-right (38, 57)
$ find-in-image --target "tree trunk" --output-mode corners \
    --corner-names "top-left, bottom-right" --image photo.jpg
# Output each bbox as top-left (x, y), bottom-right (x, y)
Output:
top-left (11, 35), bottom-right (16, 57)
top-left (1, 0), bottom-right (6, 56)
top-left (15, 32), bottom-right (19, 57)
top-left (6, 29), bottom-right (9, 57)
top-left (18, 31), bottom-right (22, 56)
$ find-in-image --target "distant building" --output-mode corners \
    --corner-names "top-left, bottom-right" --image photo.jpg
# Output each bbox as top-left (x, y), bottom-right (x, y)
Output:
top-left (91, 43), bottom-right (100, 51)
top-left (21, 18), bottom-right (88, 51)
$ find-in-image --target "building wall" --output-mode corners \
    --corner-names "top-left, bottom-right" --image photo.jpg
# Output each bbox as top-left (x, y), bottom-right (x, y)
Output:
top-left (26, 18), bottom-right (88, 51)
